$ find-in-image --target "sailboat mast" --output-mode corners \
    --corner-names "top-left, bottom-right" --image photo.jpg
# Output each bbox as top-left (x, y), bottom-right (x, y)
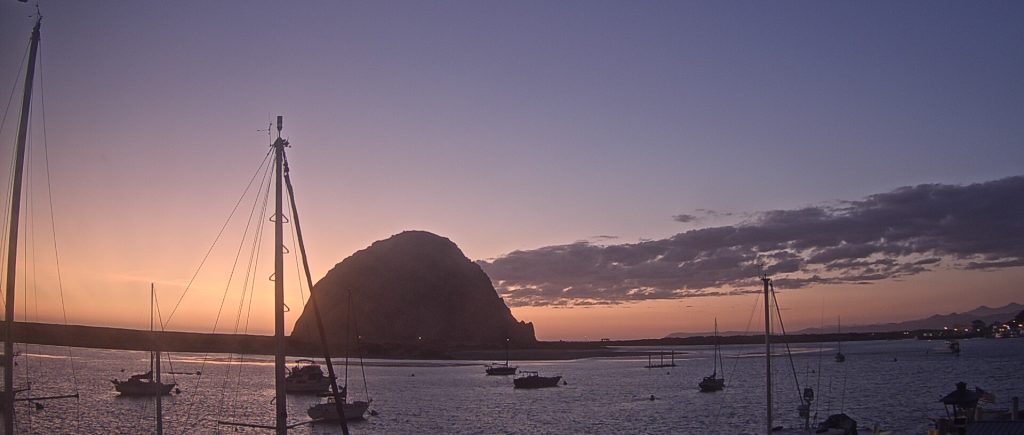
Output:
top-left (762, 274), bottom-right (772, 434)
top-left (153, 284), bottom-right (163, 435)
top-left (4, 16), bottom-right (42, 433)
top-left (837, 315), bottom-right (842, 352)
top-left (713, 318), bottom-right (719, 376)
top-left (273, 116), bottom-right (287, 435)
top-left (282, 154), bottom-right (350, 434)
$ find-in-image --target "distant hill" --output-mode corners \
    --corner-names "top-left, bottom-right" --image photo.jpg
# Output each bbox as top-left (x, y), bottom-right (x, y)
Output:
top-left (291, 231), bottom-right (536, 351)
top-left (666, 302), bottom-right (1022, 337)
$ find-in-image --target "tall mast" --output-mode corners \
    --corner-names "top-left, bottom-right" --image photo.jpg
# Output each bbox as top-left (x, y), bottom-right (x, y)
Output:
top-left (713, 318), bottom-right (719, 376)
top-left (4, 16), bottom-right (42, 434)
top-left (763, 274), bottom-right (772, 434)
top-left (153, 283), bottom-right (163, 435)
top-left (282, 152), bottom-right (350, 434)
top-left (273, 116), bottom-right (288, 434)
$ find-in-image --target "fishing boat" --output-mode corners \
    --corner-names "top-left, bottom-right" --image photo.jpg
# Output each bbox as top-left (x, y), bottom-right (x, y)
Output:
top-left (285, 359), bottom-right (332, 394)
top-left (485, 338), bottom-right (518, 375)
top-left (698, 318), bottom-right (725, 392)
top-left (834, 316), bottom-right (846, 363)
top-left (113, 284), bottom-right (176, 396)
top-left (513, 371), bottom-right (561, 389)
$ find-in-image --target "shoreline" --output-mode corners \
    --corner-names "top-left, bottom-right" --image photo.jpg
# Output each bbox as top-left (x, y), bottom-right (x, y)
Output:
top-left (11, 321), bottom-right (967, 361)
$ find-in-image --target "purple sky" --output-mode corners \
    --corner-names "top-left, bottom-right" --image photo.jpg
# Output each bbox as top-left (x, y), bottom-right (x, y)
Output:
top-left (1, 1), bottom-right (1022, 338)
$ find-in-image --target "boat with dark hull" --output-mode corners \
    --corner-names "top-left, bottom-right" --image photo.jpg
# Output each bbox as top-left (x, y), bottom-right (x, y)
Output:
top-left (698, 318), bottom-right (725, 392)
top-left (307, 393), bottom-right (372, 422)
top-left (485, 338), bottom-right (518, 375)
top-left (285, 360), bottom-right (332, 394)
top-left (113, 284), bottom-right (175, 397)
top-left (112, 372), bottom-right (175, 397)
top-left (513, 371), bottom-right (561, 389)
top-left (485, 364), bottom-right (518, 376)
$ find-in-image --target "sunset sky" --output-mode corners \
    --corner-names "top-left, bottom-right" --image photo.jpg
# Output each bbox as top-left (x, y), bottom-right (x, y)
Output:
top-left (1, 1), bottom-right (1022, 340)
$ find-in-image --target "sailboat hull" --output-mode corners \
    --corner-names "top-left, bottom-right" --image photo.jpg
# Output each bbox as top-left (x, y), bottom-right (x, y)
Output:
top-left (485, 364), bottom-right (517, 375)
top-left (307, 400), bottom-right (370, 421)
top-left (112, 379), bottom-right (175, 396)
top-left (513, 375), bottom-right (561, 389)
top-left (698, 376), bottom-right (724, 392)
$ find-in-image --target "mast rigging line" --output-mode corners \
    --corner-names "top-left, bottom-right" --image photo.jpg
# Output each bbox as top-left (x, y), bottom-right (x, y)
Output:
top-left (162, 148), bottom-right (274, 327)
top-left (3, 22), bottom-right (81, 432)
top-left (283, 151), bottom-right (351, 434)
top-left (216, 158), bottom-right (274, 424)
top-left (0, 40), bottom-right (34, 301)
top-left (769, 281), bottom-right (806, 405)
top-left (179, 153), bottom-right (275, 433)
top-left (708, 286), bottom-right (764, 431)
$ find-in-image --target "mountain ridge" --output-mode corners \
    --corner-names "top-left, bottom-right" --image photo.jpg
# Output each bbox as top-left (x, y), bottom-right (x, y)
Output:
top-left (666, 302), bottom-right (1022, 338)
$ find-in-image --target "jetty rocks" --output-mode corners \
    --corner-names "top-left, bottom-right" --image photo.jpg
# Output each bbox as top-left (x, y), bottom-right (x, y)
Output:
top-left (291, 231), bottom-right (535, 354)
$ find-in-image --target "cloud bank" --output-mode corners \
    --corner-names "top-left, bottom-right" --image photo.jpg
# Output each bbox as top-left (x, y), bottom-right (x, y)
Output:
top-left (478, 176), bottom-right (1024, 307)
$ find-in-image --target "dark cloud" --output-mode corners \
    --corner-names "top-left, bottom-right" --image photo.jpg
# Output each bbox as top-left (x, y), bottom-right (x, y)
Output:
top-left (480, 176), bottom-right (1024, 307)
top-left (673, 214), bottom-right (698, 223)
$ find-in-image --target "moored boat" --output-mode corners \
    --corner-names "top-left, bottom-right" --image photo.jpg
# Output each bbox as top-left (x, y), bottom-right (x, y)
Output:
top-left (285, 359), bottom-right (332, 393)
top-left (485, 338), bottom-right (518, 375)
top-left (698, 318), bottom-right (724, 392)
top-left (513, 371), bottom-right (561, 389)
top-left (307, 393), bottom-right (371, 421)
top-left (112, 372), bottom-right (175, 396)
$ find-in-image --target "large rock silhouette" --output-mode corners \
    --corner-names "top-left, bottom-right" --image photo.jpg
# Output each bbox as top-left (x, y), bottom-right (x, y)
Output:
top-left (291, 231), bottom-right (535, 351)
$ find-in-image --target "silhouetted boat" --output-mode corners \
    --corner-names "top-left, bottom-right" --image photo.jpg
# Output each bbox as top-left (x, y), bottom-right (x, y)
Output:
top-left (486, 338), bottom-right (518, 375)
top-left (285, 359), bottom-right (332, 394)
top-left (947, 340), bottom-right (961, 356)
top-left (698, 318), bottom-right (724, 392)
top-left (112, 372), bottom-right (175, 397)
top-left (513, 371), bottom-right (561, 389)
top-left (307, 392), bottom-right (371, 421)
top-left (113, 284), bottom-right (175, 397)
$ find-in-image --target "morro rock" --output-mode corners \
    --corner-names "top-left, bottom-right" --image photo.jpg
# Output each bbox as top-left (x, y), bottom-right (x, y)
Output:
top-left (291, 231), bottom-right (535, 351)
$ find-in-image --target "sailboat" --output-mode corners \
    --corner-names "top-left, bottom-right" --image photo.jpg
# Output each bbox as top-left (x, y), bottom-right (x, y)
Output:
top-left (760, 275), bottom-right (874, 435)
top-left (217, 117), bottom-right (367, 433)
top-left (112, 284), bottom-right (176, 396)
top-left (2, 11), bottom-right (79, 432)
top-left (834, 316), bottom-right (846, 363)
top-left (513, 371), bottom-right (562, 389)
top-left (485, 338), bottom-right (517, 375)
top-left (698, 318), bottom-right (724, 392)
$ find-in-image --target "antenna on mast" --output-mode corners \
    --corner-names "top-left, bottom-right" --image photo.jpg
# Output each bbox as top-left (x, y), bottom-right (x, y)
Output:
top-left (276, 115), bottom-right (283, 139)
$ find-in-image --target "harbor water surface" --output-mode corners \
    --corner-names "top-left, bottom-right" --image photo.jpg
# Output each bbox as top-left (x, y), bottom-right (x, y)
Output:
top-left (8, 338), bottom-right (1024, 434)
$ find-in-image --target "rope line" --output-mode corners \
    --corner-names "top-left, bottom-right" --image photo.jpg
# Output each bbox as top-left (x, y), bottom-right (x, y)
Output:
top-left (178, 153), bottom-right (274, 433)
top-left (163, 148), bottom-right (273, 326)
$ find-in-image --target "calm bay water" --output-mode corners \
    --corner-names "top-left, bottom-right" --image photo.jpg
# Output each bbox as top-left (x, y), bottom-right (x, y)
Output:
top-left (6, 338), bottom-right (1023, 434)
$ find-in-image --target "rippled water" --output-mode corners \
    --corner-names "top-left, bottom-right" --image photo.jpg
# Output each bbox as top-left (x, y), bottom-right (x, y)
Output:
top-left (5, 338), bottom-right (1023, 434)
